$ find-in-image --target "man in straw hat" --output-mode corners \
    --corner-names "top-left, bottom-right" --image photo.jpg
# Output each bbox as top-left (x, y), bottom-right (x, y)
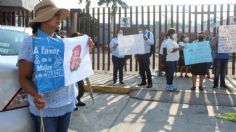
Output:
top-left (18, 0), bottom-right (76, 132)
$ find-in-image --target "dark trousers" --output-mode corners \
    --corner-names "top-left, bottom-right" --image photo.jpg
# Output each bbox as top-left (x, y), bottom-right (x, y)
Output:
top-left (77, 80), bottom-right (85, 102)
top-left (112, 56), bottom-right (125, 83)
top-left (213, 59), bottom-right (228, 86)
top-left (166, 61), bottom-right (177, 85)
top-left (31, 112), bottom-right (71, 132)
top-left (137, 53), bottom-right (152, 84)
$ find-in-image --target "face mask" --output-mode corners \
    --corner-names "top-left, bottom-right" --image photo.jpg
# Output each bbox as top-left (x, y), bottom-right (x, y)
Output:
top-left (183, 37), bottom-right (189, 43)
top-left (172, 33), bottom-right (177, 40)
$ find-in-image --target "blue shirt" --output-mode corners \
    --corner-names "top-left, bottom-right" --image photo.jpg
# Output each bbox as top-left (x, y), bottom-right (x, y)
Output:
top-left (140, 29), bottom-right (154, 54)
top-left (109, 37), bottom-right (125, 58)
top-left (18, 29), bottom-right (78, 117)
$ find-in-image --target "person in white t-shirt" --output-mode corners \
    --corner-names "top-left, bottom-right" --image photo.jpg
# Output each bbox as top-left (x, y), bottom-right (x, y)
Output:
top-left (165, 28), bottom-right (183, 91)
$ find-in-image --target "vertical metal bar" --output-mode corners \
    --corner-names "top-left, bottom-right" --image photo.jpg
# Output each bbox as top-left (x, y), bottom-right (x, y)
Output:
top-left (188, 5), bottom-right (191, 33)
top-left (226, 4), bottom-right (230, 25)
top-left (165, 5), bottom-right (167, 32)
top-left (108, 7), bottom-right (111, 71)
top-left (0, 8), bottom-right (3, 25)
top-left (124, 7), bottom-right (127, 72)
top-left (97, 8), bottom-right (100, 70)
top-left (77, 10), bottom-right (80, 32)
top-left (194, 5), bottom-right (197, 34)
top-left (83, 9), bottom-right (86, 33)
top-left (130, 7), bottom-right (133, 71)
top-left (22, 10), bottom-right (25, 26)
top-left (87, 9), bottom-right (91, 36)
top-left (153, 5), bottom-right (156, 70)
top-left (113, 7), bottom-right (116, 38)
top-left (135, 6), bottom-right (138, 71)
top-left (158, 5), bottom-right (162, 73)
top-left (119, 7), bottom-right (121, 29)
top-left (213, 5), bottom-right (217, 34)
top-left (201, 5), bottom-right (204, 31)
top-left (232, 4), bottom-right (236, 75)
top-left (142, 6), bottom-right (144, 25)
top-left (176, 5), bottom-right (179, 32)
top-left (147, 6), bottom-right (150, 29)
top-left (92, 8), bottom-right (95, 69)
top-left (207, 5), bottom-right (210, 30)
top-left (102, 7), bottom-right (105, 70)
top-left (171, 5), bottom-right (173, 27)
top-left (182, 5), bottom-right (185, 33)
top-left (220, 4), bottom-right (223, 25)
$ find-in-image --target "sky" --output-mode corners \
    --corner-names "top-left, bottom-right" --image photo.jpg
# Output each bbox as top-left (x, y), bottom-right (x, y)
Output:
top-left (53, 0), bottom-right (236, 9)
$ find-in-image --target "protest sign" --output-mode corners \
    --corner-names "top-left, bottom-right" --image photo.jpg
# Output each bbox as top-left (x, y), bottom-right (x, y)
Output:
top-left (183, 41), bottom-right (212, 65)
top-left (33, 35), bottom-right (93, 93)
top-left (218, 25), bottom-right (236, 53)
top-left (117, 34), bottom-right (145, 56)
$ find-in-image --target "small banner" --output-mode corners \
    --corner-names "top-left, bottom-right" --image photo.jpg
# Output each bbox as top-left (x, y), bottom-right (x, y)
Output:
top-left (183, 41), bottom-right (212, 65)
top-left (118, 34), bottom-right (145, 56)
top-left (218, 25), bottom-right (236, 53)
top-left (33, 35), bottom-right (93, 93)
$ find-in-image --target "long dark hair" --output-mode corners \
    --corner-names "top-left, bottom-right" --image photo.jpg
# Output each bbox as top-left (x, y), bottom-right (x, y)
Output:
top-left (31, 22), bottom-right (41, 34)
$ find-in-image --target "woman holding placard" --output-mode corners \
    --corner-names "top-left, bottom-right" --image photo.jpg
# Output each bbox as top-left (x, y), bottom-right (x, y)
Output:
top-left (18, 1), bottom-right (77, 132)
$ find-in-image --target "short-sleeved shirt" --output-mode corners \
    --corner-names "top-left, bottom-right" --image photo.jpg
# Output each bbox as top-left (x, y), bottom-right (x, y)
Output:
top-left (165, 38), bottom-right (179, 61)
top-left (17, 29), bottom-right (78, 117)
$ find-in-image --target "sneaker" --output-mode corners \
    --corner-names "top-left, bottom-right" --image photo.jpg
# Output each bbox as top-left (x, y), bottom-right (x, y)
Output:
top-left (199, 86), bottom-right (204, 91)
top-left (76, 102), bottom-right (86, 107)
top-left (220, 85), bottom-right (229, 89)
top-left (120, 81), bottom-right (124, 84)
top-left (191, 86), bottom-right (196, 91)
top-left (185, 74), bottom-right (189, 78)
top-left (146, 83), bottom-right (152, 88)
top-left (170, 85), bottom-right (177, 91)
top-left (165, 85), bottom-right (176, 91)
top-left (138, 82), bottom-right (146, 86)
top-left (212, 85), bottom-right (218, 88)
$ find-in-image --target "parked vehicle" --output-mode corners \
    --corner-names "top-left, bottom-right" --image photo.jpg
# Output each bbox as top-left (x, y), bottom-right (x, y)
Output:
top-left (0, 25), bottom-right (33, 132)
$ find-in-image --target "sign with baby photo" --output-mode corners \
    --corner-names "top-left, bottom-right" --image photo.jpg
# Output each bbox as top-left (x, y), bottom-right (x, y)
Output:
top-left (33, 35), bottom-right (93, 93)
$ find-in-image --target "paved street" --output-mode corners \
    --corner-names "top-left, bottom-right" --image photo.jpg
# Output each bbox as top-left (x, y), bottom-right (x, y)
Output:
top-left (69, 71), bottom-right (236, 132)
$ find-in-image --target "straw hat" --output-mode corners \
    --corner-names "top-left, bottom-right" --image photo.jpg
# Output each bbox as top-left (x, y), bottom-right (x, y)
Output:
top-left (29, 0), bottom-right (69, 25)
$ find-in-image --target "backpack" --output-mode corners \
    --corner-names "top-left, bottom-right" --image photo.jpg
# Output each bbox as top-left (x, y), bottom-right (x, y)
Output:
top-left (147, 31), bottom-right (155, 57)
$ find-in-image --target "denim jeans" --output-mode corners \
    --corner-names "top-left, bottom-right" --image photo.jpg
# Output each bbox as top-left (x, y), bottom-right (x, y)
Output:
top-left (166, 61), bottom-right (177, 85)
top-left (213, 59), bottom-right (228, 86)
top-left (31, 112), bottom-right (71, 132)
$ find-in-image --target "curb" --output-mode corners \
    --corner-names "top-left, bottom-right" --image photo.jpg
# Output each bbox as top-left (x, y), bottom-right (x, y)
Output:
top-left (84, 84), bottom-right (134, 94)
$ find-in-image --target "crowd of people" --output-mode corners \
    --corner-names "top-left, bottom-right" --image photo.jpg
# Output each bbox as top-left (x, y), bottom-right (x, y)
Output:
top-left (17, 1), bottom-right (230, 132)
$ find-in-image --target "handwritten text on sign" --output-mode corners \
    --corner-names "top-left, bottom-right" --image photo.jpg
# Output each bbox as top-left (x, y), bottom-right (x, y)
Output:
top-left (183, 41), bottom-right (212, 65)
top-left (117, 34), bottom-right (145, 56)
top-left (218, 25), bottom-right (236, 53)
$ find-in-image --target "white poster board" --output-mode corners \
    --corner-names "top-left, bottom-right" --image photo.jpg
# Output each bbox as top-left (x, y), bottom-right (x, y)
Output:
top-left (118, 34), bottom-right (145, 56)
top-left (218, 25), bottom-right (236, 53)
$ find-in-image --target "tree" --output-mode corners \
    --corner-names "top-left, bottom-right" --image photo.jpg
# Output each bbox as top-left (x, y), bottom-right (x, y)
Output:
top-left (98, 0), bottom-right (128, 37)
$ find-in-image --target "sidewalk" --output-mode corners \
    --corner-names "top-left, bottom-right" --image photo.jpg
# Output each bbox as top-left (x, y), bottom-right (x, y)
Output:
top-left (69, 71), bottom-right (236, 132)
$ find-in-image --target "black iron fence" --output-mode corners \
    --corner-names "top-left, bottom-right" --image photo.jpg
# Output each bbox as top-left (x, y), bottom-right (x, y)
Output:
top-left (1, 4), bottom-right (236, 74)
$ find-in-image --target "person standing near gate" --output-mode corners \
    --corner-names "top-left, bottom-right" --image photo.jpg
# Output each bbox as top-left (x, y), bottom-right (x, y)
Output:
top-left (110, 29), bottom-right (126, 85)
top-left (164, 28), bottom-right (183, 91)
top-left (211, 28), bottom-right (229, 89)
top-left (18, 1), bottom-right (76, 132)
top-left (137, 25), bottom-right (154, 88)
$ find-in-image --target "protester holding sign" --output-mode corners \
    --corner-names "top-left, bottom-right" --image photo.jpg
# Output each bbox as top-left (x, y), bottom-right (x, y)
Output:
top-left (18, 1), bottom-right (76, 132)
top-left (164, 28), bottom-right (183, 91)
top-left (211, 28), bottom-right (229, 89)
top-left (71, 32), bottom-right (94, 106)
top-left (110, 29), bottom-right (126, 85)
top-left (136, 25), bottom-right (154, 88)
top-left (190, 32), bottom-right (209, 91)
